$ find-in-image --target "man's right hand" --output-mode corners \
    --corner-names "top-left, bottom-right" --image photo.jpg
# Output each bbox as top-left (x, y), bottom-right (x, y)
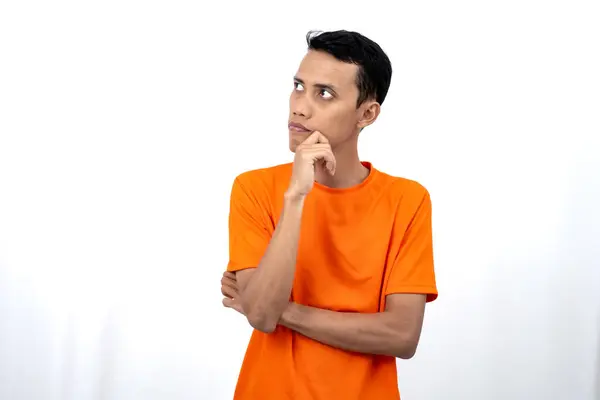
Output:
top-left (286, 131), bottom-right (336, 198)
top-left (230, 133), bottom-right (328, 332)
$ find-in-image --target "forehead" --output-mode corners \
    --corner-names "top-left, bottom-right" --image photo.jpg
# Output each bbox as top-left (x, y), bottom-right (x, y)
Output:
top-left (295, 50), bottom-right (358, 92)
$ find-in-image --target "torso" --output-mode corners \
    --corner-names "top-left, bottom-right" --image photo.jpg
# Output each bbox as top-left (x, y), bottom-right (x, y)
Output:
top-left (231, 161), bottom-right (426, 400)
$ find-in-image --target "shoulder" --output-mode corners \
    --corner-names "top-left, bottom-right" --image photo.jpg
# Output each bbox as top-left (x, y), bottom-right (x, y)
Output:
top-left (375, 168), bottom-right (431, 202)
top-left (235, 163), bottom-right (292, 185)
top-left (231, 163), bottom-right (292, 199)
top-left (372, 168), bottom-right (432, 220)
top-left (233, 162), bottom-right (292, 190)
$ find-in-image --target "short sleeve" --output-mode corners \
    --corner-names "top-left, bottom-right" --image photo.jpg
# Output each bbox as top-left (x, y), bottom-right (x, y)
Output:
top-left (226, 176), bottom-right (273, 272)
top-left (384, 189), bottom-right (438, 302)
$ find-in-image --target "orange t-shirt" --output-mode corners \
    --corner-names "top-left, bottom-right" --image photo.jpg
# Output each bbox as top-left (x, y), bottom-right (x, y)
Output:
top-left (227, 161), bottom-right (438, 400)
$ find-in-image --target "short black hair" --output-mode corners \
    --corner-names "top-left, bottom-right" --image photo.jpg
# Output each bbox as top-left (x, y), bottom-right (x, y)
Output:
top-left (306, 30), bottom-right (392, 107)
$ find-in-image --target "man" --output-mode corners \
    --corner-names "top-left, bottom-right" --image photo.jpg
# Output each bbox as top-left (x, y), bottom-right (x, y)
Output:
top-left (220, 30), bottom-right (438, 400)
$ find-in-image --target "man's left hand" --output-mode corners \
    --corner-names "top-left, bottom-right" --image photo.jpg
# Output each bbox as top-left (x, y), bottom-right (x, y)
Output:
top-left (221, 271), bottom-right (246, 316)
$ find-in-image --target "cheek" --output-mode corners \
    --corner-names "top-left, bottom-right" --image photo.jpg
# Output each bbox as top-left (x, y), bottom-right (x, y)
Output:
top-left (322, 110), bottom-right (355, 138)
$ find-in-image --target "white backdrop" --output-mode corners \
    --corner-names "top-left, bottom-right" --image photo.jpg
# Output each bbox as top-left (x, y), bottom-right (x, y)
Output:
top-left (1, 1), bottom-right (599, 399)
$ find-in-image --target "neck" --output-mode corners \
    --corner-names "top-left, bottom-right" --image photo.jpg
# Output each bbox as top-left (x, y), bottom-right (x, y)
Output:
top-left (314, 136), bottom-right (369, 189)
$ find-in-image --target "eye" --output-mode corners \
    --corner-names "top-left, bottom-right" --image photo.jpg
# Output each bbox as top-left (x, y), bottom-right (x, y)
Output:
top-left (294, 82), bottom-right (305, 91)
top-left (319, 89), bottom-right (333, 99)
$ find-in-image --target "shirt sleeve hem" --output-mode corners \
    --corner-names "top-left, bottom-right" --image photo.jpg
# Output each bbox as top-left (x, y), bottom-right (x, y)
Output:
top-left (385, 285), bottom-right (439, 302)
top-left (226, 263), bottom-right (258, 273)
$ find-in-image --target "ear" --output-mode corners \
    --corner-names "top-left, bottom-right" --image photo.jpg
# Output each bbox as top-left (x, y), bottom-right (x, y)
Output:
top-left (356, 100), bottom-right (381, 130)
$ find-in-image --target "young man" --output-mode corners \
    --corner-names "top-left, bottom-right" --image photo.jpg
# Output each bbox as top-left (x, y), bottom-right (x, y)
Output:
top-left (220, 30), bottom-right (438, 400)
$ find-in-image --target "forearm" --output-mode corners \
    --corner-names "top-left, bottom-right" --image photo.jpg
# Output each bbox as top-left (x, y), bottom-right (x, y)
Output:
top-left (242, 194), bottom-right (305, 332)
top-left (280, 303), bottom-right (416, 359)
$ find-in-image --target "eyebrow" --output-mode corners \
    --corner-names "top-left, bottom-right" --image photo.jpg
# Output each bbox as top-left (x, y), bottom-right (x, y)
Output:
top-left (294, 76), bottom-right (338, 94)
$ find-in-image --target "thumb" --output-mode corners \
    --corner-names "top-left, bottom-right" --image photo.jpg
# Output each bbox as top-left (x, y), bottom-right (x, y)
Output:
top-left (302, 130), bottom-right (329, 145)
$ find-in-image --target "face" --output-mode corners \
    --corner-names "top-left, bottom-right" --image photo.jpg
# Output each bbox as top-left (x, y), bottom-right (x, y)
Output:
top-left (288, 50), bottom-right (379, 152)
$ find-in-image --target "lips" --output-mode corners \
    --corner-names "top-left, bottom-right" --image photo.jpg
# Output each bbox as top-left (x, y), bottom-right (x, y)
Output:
top-left (288, 122), bottom-right (310, 132)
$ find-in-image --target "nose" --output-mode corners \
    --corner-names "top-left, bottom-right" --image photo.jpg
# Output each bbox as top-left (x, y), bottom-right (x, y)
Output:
top-left (291, 93), bottom-right (311, 118)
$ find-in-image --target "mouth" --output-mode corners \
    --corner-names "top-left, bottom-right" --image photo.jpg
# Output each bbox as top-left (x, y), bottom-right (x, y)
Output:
top-left (288, 122), bottom-right (311, 133)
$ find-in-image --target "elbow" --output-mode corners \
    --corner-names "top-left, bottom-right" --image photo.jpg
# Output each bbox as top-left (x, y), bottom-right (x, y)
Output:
top-left (240, 288), bottom-right (289, 333)
top-left (395, 346), bottom-right (417, 360)
top-left (245, 305), bottom-right (279, 334)
top-left (393, 336), bottom-right (419, 359)
top-left (247, 313), bottom-right (278, 333)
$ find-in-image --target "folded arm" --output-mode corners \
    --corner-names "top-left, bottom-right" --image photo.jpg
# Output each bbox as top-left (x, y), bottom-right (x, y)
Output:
top-left (279, 293), bottom-right (427, 359)
top-left (235, 194), bottom-right (305, 333)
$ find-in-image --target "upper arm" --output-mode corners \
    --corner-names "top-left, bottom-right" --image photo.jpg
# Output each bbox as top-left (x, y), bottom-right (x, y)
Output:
top-left (234, 268), bottom-right (256, 293)
top-left (384, 186), bottom-right (438, 303)
top-left (380, 186), bottom-right (437, 357)
top-left (226, 176), bottom-right (272, 291)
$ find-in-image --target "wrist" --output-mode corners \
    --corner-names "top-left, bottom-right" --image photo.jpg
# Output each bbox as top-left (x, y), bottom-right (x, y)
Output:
top-left (279, 301), bottom-right (296, 328)
top-left (280, 302), bottom-right (301, 328)
top-left (283, 190), bottom-right (306, 204)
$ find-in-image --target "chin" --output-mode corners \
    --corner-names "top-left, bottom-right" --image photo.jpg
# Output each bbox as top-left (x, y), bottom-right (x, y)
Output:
top-left (288, 136), bottom-right (301, 153)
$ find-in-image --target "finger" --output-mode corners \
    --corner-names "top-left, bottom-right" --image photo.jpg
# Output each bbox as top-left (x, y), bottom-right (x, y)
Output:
top-left (315, 132), bottom-right (329, 144)
top-left (221, 283), bottom-right (238, 298)
top-left (221, 282), bottom-right (238, 296)
top-left (320, 159), bottom-right (336, 176)
top-left (223, 271), bottom-right (236, 280)
top-left (323, 151), bottom-right (336, 175)
top-left (302, 131), bottom-right (329, 145)
top-left (221, 273), bottom-right (238, 285)
top-left (232, 304), bottom-right (244, 314)
top-left (299, 148), bottom-right (335, 159)
top-left (301, 149), bottom-right (336, 175)
top-left (296, 143), bottom-right (332, 152)
top-left (221, 275), bottom-right (238, 289)
top-left (223, 297), bottom-right (244, 315)
top-left (221, 286), bottom-right (231, 298)
top-left (221, 276), bottom-right (238, 290)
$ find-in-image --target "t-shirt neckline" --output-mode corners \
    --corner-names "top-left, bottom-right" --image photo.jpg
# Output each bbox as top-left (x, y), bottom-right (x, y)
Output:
top-left (312, 161), bottom-right (376, 195)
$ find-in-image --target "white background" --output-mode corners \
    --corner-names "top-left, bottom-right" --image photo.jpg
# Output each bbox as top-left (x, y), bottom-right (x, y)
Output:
top-left (1, 1), bottom-right (599, 399)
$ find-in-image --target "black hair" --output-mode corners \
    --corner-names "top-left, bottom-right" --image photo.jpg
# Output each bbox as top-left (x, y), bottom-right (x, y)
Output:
top-left (306, 30), bottom-right (392, 107)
